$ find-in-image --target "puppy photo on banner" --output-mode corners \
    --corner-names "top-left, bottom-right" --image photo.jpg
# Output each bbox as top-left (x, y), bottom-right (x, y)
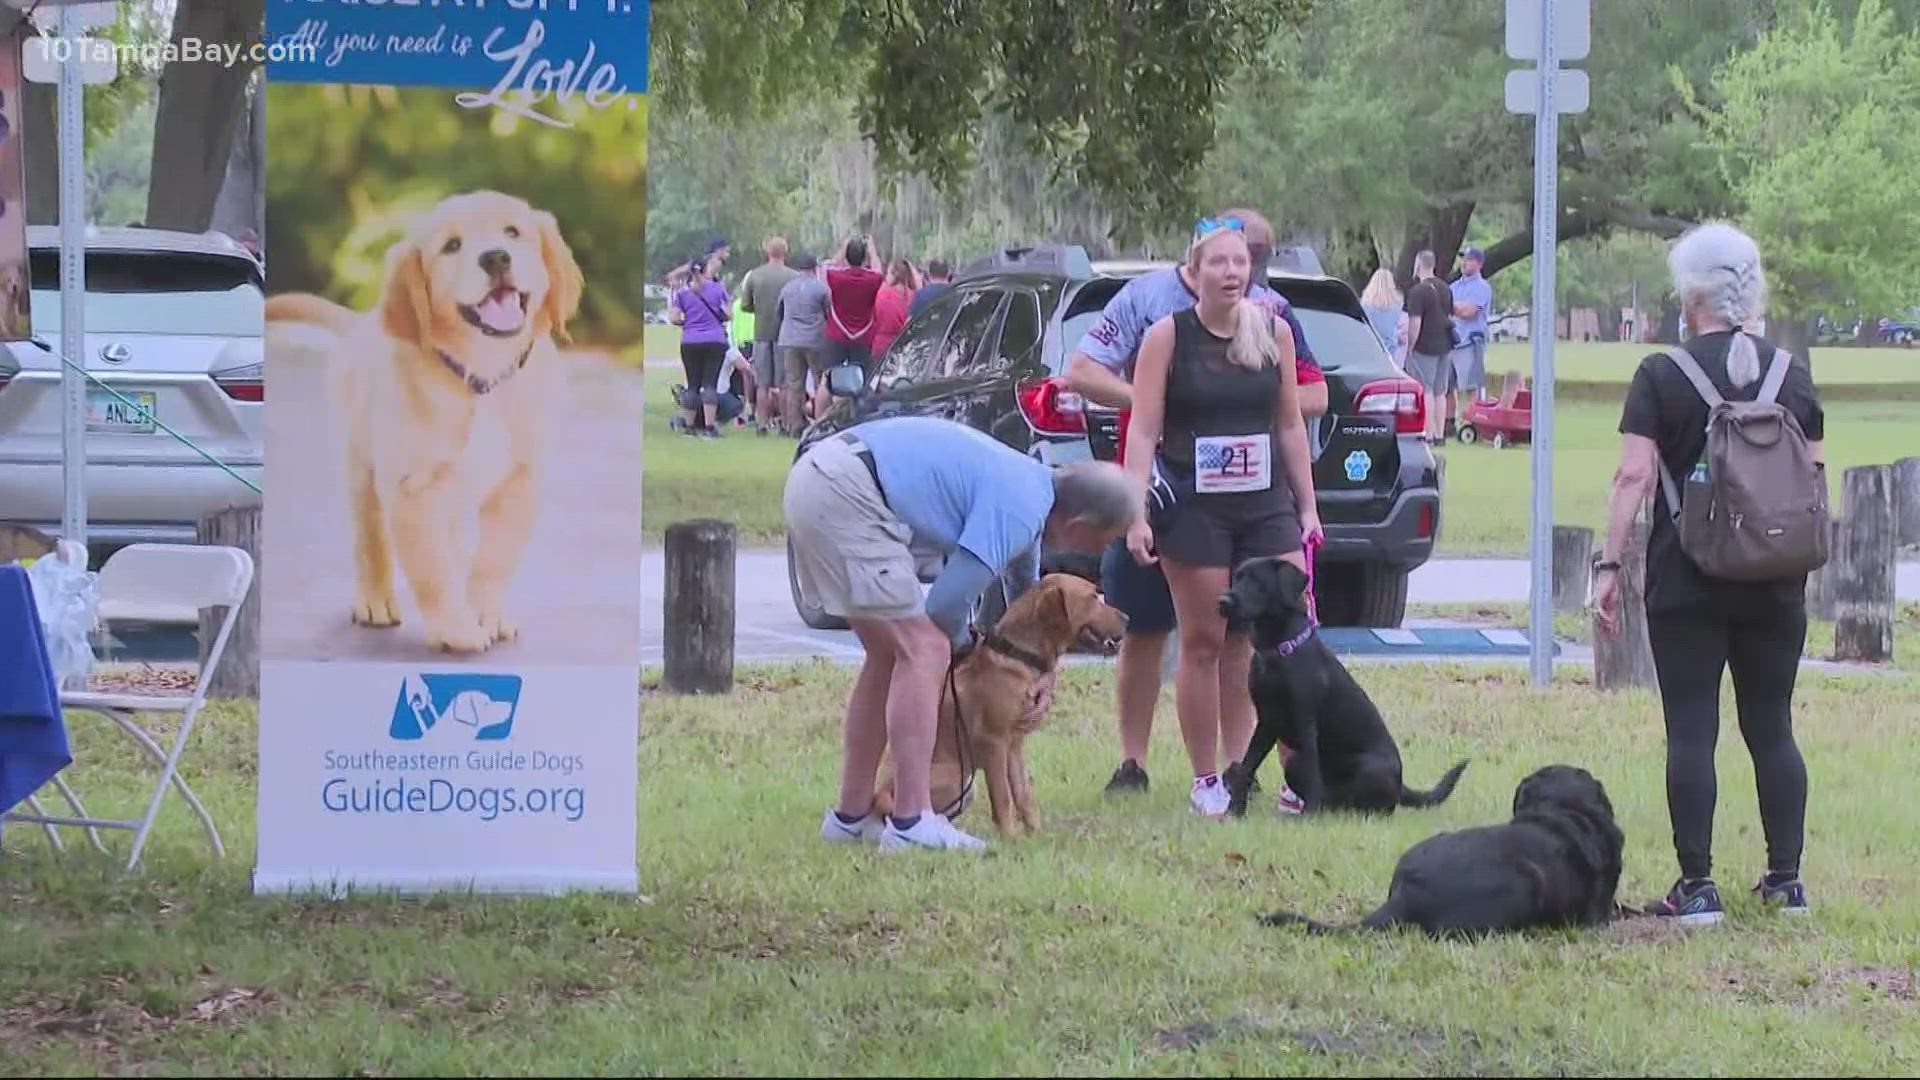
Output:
top-left (256, 1), bottom-right (648, 896)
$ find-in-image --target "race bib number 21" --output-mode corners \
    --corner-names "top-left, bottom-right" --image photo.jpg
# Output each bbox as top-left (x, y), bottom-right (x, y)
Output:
top-left (1194, 432), bottom-right (1272, 494)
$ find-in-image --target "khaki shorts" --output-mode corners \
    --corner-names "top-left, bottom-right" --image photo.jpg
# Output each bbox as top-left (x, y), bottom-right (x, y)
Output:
top-left (784, 435), bottom-right (925, 622)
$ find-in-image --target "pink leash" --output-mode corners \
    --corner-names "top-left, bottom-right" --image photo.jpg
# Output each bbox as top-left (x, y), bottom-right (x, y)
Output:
top-left (1304, 528), bottom-right (1325, 626)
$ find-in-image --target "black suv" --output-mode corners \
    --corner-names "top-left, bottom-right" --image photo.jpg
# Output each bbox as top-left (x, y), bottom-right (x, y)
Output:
top-left (787, 244), bottom-right (1442, 630)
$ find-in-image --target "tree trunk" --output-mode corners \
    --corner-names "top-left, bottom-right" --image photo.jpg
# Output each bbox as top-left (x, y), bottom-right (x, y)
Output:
top-left (209, 75), bottom-right (263, 242)
top-left (22, 80), bottom-right (56, 225)
top-left (1593, 501), bottom-right (1657, 691)
top-left (1773, 313), bottom-right (1813, 372)
top-left (196, 504), bottom-right (260, 699)
top-left (1831, 466), bottom-right (1894, 663)
top-left (663, 519), bottom-right (736, 695)
top-left (1892, 456), bottom-right (1920, 552)
top-left (1551, 525), bottom-right (1594, 615)
top-left (144, 0), bottom-right (264, 233)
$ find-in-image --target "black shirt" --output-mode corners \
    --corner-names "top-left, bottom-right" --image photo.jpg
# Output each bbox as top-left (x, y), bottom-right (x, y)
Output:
top-left (1618, 331), bottom-right (1826, 614)
top-left (1157, 308), bottom-right (1294, 515)
top-left (1404, 277), bottom-right (1455, 356)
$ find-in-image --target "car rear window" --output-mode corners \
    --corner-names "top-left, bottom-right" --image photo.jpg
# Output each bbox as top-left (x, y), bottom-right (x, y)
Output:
top-left (1269, 278), bottom-right (1396, 379)
top-left (27, 250), bottom-right (263, 336)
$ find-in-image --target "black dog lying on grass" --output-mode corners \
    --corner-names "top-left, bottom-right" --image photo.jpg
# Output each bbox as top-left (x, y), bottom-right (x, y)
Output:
top-left (1260, 764), bottom-right (1627, 937)
top-left (1217, 556), bottom-right (1468, 817)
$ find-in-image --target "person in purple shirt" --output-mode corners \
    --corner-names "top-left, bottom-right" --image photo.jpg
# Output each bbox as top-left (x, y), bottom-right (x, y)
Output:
top-left (670, 253), bottom-right (734, 438)
top-left (1064, 206), bottom-right (1327, 816)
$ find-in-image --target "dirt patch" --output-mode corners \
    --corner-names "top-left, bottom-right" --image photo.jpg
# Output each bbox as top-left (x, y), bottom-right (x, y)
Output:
top-left (1708, 964), bottom-right (1918, 1007)
top-left (1152, 1013), bottom-right (1479, 1065)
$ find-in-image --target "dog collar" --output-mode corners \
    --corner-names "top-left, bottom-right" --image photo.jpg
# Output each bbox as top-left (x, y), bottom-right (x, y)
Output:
top-left (1271, 621), bottom-right (1317, 657)
top-left (437, 341), bottom-right (534, 396)
top-left (984, 631), bottom-right (1053, 674)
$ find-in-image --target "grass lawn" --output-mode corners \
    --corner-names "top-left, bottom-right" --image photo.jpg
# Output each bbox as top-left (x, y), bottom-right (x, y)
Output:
top-left (5, 664), bottom-right (1918, 1073)
top-left (640, 352), bottom-right (1920, 555)
top-left (1483, 341), bottom-right (1920, 387)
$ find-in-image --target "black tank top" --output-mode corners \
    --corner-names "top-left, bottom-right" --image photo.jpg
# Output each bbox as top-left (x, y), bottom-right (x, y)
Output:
top-left (1159, 307), bottom-right (1282, 478)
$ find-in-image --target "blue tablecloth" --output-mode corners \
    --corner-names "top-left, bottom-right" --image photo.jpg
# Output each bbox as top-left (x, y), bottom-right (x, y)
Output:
top-left (0, 564), bottom-right (70, 830)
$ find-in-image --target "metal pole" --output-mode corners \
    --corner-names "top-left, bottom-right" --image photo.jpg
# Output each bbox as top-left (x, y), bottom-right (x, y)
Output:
top-left (1528, 0), bottom-right (1559, 685)
top-left (57, 6), bottom-right (87, 551)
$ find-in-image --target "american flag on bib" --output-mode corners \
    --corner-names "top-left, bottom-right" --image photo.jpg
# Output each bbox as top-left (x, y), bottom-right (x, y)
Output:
top-left (1196, 437), bottom-right (1263, 483)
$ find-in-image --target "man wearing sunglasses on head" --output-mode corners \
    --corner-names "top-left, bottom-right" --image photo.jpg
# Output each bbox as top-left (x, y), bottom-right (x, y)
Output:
top-left (1064, 208), bottom-right (1326, 816)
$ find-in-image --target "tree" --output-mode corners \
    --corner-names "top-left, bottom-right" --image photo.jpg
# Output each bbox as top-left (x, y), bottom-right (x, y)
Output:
top-left (1199, 0), bottom-right (1770, 287)
top-left (650, 0), bottom-right (1313, 242)
top-left (144, 0), bottom-right (263, 231)
top-left (22, 4), bottom-right (167, 225)
top-left (1684, 0), bottom-right (1920, 364)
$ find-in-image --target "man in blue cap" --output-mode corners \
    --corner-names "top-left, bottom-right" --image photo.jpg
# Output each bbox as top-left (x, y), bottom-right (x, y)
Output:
top-left (1448, 246), bottom-right (1495, 432)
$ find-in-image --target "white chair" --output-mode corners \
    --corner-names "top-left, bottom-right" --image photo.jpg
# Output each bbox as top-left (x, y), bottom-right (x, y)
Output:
top-left (4, 542), bottom-right (254, 871)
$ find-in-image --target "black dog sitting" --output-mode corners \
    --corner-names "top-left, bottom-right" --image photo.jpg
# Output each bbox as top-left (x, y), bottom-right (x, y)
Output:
top-left (1218, 556), bottom-right (1468, 817)
top-left (1258, 764), bottom-right (1627, 937)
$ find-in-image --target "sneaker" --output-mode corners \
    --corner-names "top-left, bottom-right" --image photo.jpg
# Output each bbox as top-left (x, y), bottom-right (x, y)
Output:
top-left (1645, 877), bottom-right (1726, 926)
top-left (1190, 774), bottom-right (1230, 820)
top-left (820, 808), bottom-right (884, 845)
top-left (1104, 759), bottom-right (1150, 795)
top-left (879, 813), bottom-right (986, 852)
top-left (1275, 784), bottom-right (1307, 816)
top-left (1754, 875), bottom-right (1811, 916)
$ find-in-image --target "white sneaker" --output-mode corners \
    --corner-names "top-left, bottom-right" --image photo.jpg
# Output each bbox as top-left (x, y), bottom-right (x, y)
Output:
top-left (820, 807), bottom-right (885, 845)
top-left (879, 812), bottom-right (987, 852)
top-left (1190, 774), bottom-right (1230, 819)
top-left (1275, 784), bottom-right (1307, 816)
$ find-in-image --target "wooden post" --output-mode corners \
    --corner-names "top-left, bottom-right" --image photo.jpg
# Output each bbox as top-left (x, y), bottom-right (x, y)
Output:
top-left (196, 504), bottom-right (261, 699)
top-left (1551, 525), bottom-right (1594, 615)
top-left (664, 519), bottom-right (736, 694)
top-left (1593, 501), bottom-right (1657, 691)
top-left (0, 523), bottom-right (56, 564)
top-left (1832, 466), bottom-right (1894, 663)
top-left (1893, 456), bottom-right (1920, 552)
top-left (1805, 517), bottom-right (1843, 621)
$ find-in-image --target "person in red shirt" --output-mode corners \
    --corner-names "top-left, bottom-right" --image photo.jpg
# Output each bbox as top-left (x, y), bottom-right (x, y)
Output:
top-left (870, 258), bottom-right (918, 361)
top-left (822, 234), bottom-right (885, 396)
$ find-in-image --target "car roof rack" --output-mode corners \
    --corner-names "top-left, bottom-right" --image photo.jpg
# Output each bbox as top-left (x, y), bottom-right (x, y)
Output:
top-left (955, 244), bottom-right (1094, 282)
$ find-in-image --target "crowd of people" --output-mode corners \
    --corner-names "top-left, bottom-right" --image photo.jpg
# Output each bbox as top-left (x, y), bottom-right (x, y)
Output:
top-left (692, 209), bottom-right (1823, 923)
top-left (663, 234), bottom-right (957, 439)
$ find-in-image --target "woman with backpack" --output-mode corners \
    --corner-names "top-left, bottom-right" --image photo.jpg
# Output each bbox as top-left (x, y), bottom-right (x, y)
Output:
top-left (1596, 222), bottom-right (1828, 925)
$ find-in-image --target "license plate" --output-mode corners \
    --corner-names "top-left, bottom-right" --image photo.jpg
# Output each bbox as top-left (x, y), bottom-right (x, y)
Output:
top-left (85, 389), bottom-right (156, 434)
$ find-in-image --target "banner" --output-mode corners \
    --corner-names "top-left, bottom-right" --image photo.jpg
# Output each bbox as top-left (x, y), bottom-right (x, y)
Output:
top-left (256, 0), bottom-right (648, 895)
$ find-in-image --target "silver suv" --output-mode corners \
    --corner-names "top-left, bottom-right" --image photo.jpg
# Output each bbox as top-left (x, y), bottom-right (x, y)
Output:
top-left (0, 226), bottom-right (263, 555)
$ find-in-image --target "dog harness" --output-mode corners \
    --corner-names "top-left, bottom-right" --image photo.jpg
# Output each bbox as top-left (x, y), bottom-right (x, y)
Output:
top-left (438, 341), bottom-right (534, 396)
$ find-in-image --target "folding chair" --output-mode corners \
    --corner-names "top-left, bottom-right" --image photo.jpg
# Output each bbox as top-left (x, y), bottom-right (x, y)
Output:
top-left (3, 543), bottom-right (254, 871)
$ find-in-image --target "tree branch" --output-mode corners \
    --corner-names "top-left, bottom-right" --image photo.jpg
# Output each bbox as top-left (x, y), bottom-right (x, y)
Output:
top-left (1481, 203), bottom-right (1696, 279)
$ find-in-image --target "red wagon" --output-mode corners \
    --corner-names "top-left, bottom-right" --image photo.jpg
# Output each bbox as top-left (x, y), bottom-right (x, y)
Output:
top-left (1453, 371), bottom-right (1533, 449)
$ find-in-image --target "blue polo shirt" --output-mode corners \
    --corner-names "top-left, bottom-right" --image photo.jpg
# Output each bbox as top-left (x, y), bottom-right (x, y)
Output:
top-left (850, 417), bottom-right (1055, 643)
top-left (1450, 272), bottom-right (1494, 343)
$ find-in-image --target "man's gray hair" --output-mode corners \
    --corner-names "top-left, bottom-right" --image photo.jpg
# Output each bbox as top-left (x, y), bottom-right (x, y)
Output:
top-left (1669, 221), bottom-right (1769, 387)
top-left (1414, 249), bottom-right (1436, 274)
top-left (1051, 461), bottom-right (1142, 532)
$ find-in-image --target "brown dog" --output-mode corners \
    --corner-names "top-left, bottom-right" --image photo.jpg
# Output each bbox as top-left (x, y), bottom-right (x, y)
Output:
top-left (872, 574), bottom-right (1129, 838)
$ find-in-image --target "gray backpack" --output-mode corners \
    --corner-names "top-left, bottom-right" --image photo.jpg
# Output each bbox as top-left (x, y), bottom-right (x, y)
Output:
top-left (1656, 342), bottom-right (1831, 582)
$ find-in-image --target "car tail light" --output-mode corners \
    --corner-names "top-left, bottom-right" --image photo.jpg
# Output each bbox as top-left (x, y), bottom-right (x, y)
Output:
top-left (1016, 377), bottom-right (1085, 435)
top-left (212, 361), bottom-right (264, 402)
top-left (1353, 377), bottom-right (1425, 436)
top-left (1417, 501), bottom-right (1436, 538)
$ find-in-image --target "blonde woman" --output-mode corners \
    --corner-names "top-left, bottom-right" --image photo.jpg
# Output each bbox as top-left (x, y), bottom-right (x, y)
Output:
top-left (1122, 218), bottom-right (1320, 818)
top-left (1360, 267), bottom-right (1406, 362)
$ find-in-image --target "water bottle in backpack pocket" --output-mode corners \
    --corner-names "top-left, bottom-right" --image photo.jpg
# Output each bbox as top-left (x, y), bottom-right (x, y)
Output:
top-left (1657, 342), bottom-right (1831, 582)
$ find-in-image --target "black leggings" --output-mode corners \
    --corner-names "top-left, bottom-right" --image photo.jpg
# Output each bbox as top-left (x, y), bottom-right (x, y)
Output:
top-left (680, 342), bottom-right (728, 406)
top-left (1648, 602), bottom-right (1809, 881)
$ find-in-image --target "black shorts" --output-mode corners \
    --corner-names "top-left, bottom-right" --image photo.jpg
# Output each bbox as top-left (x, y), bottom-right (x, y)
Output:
top-left (1155, 490), bottom-right (1302, 570)
top-left (823, 338), bottom-right (873, 375)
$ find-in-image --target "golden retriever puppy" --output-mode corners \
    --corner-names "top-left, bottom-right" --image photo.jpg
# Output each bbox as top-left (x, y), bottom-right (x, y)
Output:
top-left (266, 190), bottom-right (584, 653)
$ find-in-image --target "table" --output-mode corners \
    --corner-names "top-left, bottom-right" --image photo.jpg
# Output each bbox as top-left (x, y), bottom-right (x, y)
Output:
top-left (0, 564), bottom-right (71, 836)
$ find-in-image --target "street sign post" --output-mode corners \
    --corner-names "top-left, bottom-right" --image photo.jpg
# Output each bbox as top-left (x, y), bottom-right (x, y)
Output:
top-left (1506, 0), bottom-right (1589, 686)
top-left (56, 3), bottom-right (85, 551)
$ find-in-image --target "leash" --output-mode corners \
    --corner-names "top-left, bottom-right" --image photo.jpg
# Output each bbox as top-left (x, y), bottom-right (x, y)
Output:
top-left (938, 660), bottom-right (975, 821)
top-left (1273, 528), bottom-right (1325, 658)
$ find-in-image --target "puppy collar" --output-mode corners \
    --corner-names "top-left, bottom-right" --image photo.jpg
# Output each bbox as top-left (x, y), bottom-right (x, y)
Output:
top-left (984, 631), bottom-right (1053, 674)
top-left (1271, 621), bottom-right (1318, 657)
top-left (437, 341), bottom-right (534, 396)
